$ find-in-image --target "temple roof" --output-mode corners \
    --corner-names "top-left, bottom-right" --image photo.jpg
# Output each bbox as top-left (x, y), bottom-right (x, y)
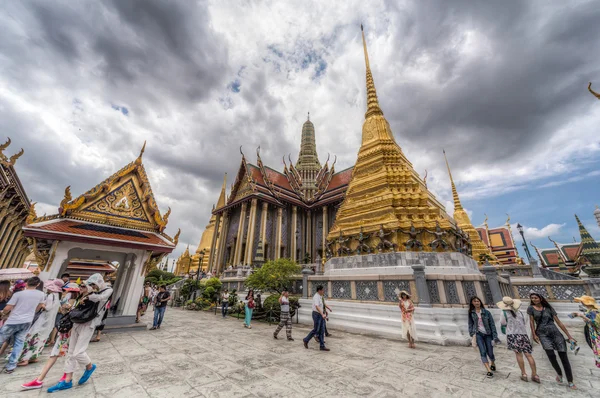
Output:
top-left (25, 143), bottom-right (177, 248)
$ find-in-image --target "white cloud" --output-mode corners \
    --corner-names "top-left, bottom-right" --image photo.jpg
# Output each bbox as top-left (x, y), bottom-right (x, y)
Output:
top-left (512, 223), bottom-right (565, 243)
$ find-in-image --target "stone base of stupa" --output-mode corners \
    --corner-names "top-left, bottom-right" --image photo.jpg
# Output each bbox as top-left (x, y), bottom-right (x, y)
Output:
top-left (324, 251), bottom-right (481, 277)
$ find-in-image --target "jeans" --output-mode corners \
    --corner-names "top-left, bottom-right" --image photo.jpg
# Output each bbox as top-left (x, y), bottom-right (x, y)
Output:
top-left (244, 306), bottom-right (253, 326)
top-left (303, 311), bottom-right (325, 349)
top-left (222, 302), bottom-right (229, 318)
top-left (0, 322), bottom-right (31, 370)
top-left (153, 306), bottom-right (166, 328)
top-left (476, 332), bottom-right (495, 364)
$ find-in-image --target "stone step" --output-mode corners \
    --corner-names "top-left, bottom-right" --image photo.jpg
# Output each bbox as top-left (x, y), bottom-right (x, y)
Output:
top-left (103, 323), bottom-right (147, 334)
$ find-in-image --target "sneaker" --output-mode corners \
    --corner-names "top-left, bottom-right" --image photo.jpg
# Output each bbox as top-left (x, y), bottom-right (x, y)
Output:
top-left (273, 334), bottom-right (278, 339)
top-left (21, 379), bottom-right (43, 390)
top-left (150, 327), bottom-right (157, 330)
top-left (490, 364), bottom-right (496, 372)
top-left (3, 368), bottom-right (14, 374)
top-left (48, 380), bottom-right (72, 393)
top-left (287, 337), bottom-right (294, 341)
top-left (319, 347), bottom-right (330, 351)
top-left (486, 372), bottom-right (493, 378)
top-left (77, 364), bottom-right (96, 385)
top-left (59, 373), bottom-right (67, 382)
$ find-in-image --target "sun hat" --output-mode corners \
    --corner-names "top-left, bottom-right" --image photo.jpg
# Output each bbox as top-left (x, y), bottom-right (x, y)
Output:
top-left (398, 290), bottom-right (411, 299)
top-left (63, 282), bottom-right (80, 292)
top-left (496, 296), bottom-right (522, 311)
top-left (574, 295), bottom-right (599, 309)
top-left (44, 279), bottom-right (65, 293)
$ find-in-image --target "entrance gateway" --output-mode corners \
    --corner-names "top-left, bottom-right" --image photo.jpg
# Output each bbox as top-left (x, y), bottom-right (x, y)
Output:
top-left (23, 144), bottom-right (178, 325)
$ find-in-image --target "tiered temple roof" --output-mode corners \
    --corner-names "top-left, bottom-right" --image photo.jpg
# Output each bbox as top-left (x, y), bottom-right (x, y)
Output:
top-left (476, 218), bottom-right (522, 265)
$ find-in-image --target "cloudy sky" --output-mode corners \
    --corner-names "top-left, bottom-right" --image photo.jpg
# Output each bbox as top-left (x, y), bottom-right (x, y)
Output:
top-left (2, 0), bottom-right (600, 264)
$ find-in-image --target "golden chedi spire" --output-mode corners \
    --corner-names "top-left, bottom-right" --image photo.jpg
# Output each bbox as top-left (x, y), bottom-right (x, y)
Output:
top-left (443, 151), bottom-right (497, 264)
top-left (215, 173), bottom-right (227, 210)
top-left (328, 25), bottom-right (455, 248)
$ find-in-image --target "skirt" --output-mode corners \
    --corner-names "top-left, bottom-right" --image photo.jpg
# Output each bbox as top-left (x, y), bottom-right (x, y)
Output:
top-left (50, 332), bottom-right (70, 357)
top-left (507, 334), bottom-right (533, 354)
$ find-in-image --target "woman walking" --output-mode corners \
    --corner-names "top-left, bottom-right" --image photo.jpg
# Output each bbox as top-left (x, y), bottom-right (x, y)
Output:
top-left (572, 295), bottom-right (600, 368)
top-left (21, 283), bottom-right (81, 390)
top-left (47, 274), bottom-right (113, 392)
top-left (16, 279), bottom-right (64, 366)
top-left (468, 296), bottom-right (499, 378)
top-left (244, 290), bottom-right (255, 329)
top-left (399, 291), bottom-right (416, 348)
top-left (497, 296), bottom-right (539, 383)
top-left (273, 289), bottom-right (293, 341)
top-left (528, 292), bottom-right (576, 389)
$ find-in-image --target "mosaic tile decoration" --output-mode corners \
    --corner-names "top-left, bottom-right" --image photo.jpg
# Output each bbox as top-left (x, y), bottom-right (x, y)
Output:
top-left (482, 281), bottom-right (494, 305)
top-left (356, 281), bottom-right (379, 301)
top-left (516, 285), bottom-right (547, 299)
top-left (444, 281), bottom-right (460, 304)
top-left (427, 280), bottom-right (440, 304)
top-left (382, 280), bottom-right (411, 302)
top-left (551, 284), bottom-right (586, 301)
top-left (311, 281), bottom-right (330, 297)
top-left (463, 281), bottom-right (477, 303)
top-left (330, 281), bottom-right (351, 299)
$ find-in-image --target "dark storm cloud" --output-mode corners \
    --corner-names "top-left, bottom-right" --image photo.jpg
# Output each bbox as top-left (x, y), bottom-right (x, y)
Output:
top-left (381, 0), bottom-right (600, 169)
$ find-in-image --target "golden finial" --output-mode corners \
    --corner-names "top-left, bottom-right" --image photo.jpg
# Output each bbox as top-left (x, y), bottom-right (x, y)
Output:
top-left (360, 24), bottom-right (383, 119)
top-left (216, 173), bottom-right (227, 209)
top-left (26, 202), bottom-right (38, 225)
top-left (163, 207), bottom-right (171, 225)
top-left (483, 213), bottom-right (489, 228)
top-left (443, 150), bottom-right (463, 211)
top-left (588, 82), bottom-right (600, 100)
top-left (0, 137), bottom-right (24, 167)
top-left (135, 141), bottom-right (146, 164)
top-left (0, 137), bottom-right (11, 152)
top-left (173, 228), bottom-right (181, 245)
top-left (60, 186), bottom-right (73, 208)
top-left (505, 213), bottom-right (511, 227)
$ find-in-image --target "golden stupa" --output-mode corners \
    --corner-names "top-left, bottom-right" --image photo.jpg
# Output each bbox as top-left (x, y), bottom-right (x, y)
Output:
top-left (328, 26), bottom-right (456, 250)
top-left (443, 151), bottom-right (497, 264)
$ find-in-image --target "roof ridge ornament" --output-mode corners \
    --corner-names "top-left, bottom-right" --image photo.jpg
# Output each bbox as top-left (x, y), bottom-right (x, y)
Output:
top-left (135, 141), bottom-right (146, 165)
top-left (360, 24), bottom-right (383, 119)
top-left (0, 137), bottom-right (24, 167)
top-left (588, 82), bottom-right (600, 100)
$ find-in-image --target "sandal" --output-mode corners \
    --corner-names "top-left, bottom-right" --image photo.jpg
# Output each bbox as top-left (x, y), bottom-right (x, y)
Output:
top-left (568, 382), bottom-right (577, 390)
top-left (531, 375), bottom-right (540, 384)
top-left (520, 374), bottom-right (528, 382)
top-left (90, 338), bottom-right (100, 343)
top-left (556, 375), bottom-right (563, 384)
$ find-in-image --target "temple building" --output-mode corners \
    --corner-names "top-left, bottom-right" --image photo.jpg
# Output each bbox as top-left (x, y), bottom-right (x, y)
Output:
top-left (174, 246), bottom-right (193, 276)
top-left (24, 144), bottom-right (178, 320)
top-left (0, 138), bottom-right (30, 269)
top-left (208, 116), bottom-right (353, 274)
top-left (443, 151), bottom-right (497, 264)
top-left (476, 216), bottom-right (523, 265)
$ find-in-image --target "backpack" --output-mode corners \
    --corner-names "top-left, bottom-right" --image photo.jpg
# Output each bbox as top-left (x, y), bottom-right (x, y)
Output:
top-left (57, 313), bottom-right (74, 333)
top-left (69, 299), bottom-right (99, 324)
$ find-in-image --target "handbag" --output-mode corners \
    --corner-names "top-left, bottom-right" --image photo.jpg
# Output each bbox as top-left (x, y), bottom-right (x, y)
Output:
top-left (69, 299), bottom-right (99, 324)
top-left (57, 313), bottom-right (74, 333)
top-left (501, 311), bottom-right (507, 335)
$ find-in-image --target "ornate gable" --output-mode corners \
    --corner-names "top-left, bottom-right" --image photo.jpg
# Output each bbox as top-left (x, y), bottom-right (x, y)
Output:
top-left (54, 143), bottom-right (170, 233)
top-left (227, 149), bottom-right (256, 205)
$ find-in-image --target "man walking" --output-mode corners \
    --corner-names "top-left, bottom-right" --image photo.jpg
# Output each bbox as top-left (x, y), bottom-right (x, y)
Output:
top-left (221, 289), bottom-right (230, 318)
top-left (151, 286), bottom-right (170, 330)
top-left (0, 277), bottom-right (45, 374)
top-left (302, 285), bottom-right (329, 351)
top-left (273, 289), bottom-right (293, 341)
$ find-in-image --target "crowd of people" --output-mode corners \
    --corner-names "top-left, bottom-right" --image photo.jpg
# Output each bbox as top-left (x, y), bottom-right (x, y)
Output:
top-left (2, 271), bottom-right (598, 393)
top-left (0, 273), bottom-right (113, 392)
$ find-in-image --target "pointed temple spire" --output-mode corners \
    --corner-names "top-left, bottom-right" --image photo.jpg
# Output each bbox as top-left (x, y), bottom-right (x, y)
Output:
top-left (575, 214), bottom-right (600, 265)
top-left (443, 150), bottom-right (463, 211)
top-left (215, 173), bottom-right (227, 210)
top-left (295, 112), bottom-right (321, 199)
top-left (361, 24), bottom-right (383, 119)
top-left (443, 150), bottom-right (496, 264)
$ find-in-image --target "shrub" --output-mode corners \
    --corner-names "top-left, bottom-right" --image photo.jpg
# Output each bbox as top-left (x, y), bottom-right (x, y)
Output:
top-left (228, 289), bottom-right (239, 306)
top-left (245, 258), bottom-right (301, 293)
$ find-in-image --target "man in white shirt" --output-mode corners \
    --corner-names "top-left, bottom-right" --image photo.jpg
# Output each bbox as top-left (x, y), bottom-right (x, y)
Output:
top-left (221, 289), bottom-right (230, 318)
top-left (302, 285), bottom-right (329, 351)
top-left (0, 277), bottom-right (45, 373)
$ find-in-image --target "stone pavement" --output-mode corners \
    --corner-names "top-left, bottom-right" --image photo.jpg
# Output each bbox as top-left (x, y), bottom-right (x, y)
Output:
top-left (0, 307), bottom-right (598, 397)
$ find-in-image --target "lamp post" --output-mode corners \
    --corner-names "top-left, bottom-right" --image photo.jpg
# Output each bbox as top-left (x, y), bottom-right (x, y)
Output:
top-left (197, 249), bottom-right (206, 281)
top-left (517, 223), bottom-right (534, 264)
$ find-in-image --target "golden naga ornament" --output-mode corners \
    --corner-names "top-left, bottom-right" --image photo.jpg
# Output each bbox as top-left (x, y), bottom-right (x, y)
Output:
top-left (0, 137), bottom-right (24, 167)
top-left (588, 82), bottom-right (600, 100)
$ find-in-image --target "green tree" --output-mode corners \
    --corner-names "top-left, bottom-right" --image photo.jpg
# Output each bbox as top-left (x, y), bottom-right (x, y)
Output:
top-left (245, 258), bottom-right (301, 294)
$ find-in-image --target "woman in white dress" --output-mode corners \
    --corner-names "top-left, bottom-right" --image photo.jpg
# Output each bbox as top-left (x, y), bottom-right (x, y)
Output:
top-left (399, 290), bottom-right (417, 348)
top-left (16, 279), bottom-right (64, 366)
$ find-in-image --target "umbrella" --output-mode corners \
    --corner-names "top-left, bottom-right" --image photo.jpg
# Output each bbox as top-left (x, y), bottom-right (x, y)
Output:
top-left (0, 268), bottom-right (34, 281)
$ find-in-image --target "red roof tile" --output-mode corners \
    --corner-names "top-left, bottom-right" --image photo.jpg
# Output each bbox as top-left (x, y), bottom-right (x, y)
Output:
top-left (264, 167), bottom-right (293, 191)
top-left (325, 168), bottom-right (353, 191)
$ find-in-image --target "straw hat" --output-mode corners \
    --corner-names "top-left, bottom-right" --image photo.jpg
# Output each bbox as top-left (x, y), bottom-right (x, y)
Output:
top-left (398, 290), bottom-right (411, 299)
top-left (496, 296), bottom-right (522, 311)
top-left (44, 279), bottom-right (64, 293)
top-left (574, 295), bottom-right (599, 309)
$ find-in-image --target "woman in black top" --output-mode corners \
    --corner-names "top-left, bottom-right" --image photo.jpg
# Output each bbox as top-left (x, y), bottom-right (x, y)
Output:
top-left (528, 292), bottom-right (576, 389)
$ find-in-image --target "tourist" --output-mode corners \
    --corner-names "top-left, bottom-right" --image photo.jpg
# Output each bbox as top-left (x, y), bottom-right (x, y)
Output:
top-left (0, 277), bottom-right (45, 374)
top-left (91, 282), bottom-right (112, 342)
top-left (468, 296), bottom-right (498, 378)
top-left (21, 283), bottom-right (81, 390)
top-left (528, 292), bottom-right (576, 389)
top-left (322, 294), bottom-right (332, 338)
top-left (47, 273), bottom-right (113, 392)
top-left (497, 296), bottom-right (539, 383)
top-left (399, 290), bottom-right (417, 349)
top-left (60, 273), bottom-right (70, 285)
top-left (0, 280), bottom-right (11, 329)
top-left (135, 281), bottom-right (152, 323)
top-left (150, 285), bottom-right (170, 330)
top-left (273, 289), bottom-right (293, 341)
top-left (48, 279), bottom-right (76, 347)
top-left (221, 289), bottom-right (230, 318)
top-left (12, 279), bottom-right (26, 293)
top-left (572, 295), bottom-right (600, 368)
top-left (244, 290), bottom-right (255, 329)
top-left (302, 285), bottom-right (329, 351)
top-left (17, 279), bottom-right (64, 366)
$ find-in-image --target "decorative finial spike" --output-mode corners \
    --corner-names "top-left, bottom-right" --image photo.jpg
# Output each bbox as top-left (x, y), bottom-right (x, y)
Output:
top-left (589, 82), bottom-right (600, 100)
top-left (361, 23), bottom-right (363, 31)
top-left (443, 150), bottom-right (463, 211)
top-left (307, 111), bottom-right (310, 121)
top-left (361, 24), bottom-right (384, 119)
top-left (140, 141), bottom-right (146, 157)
